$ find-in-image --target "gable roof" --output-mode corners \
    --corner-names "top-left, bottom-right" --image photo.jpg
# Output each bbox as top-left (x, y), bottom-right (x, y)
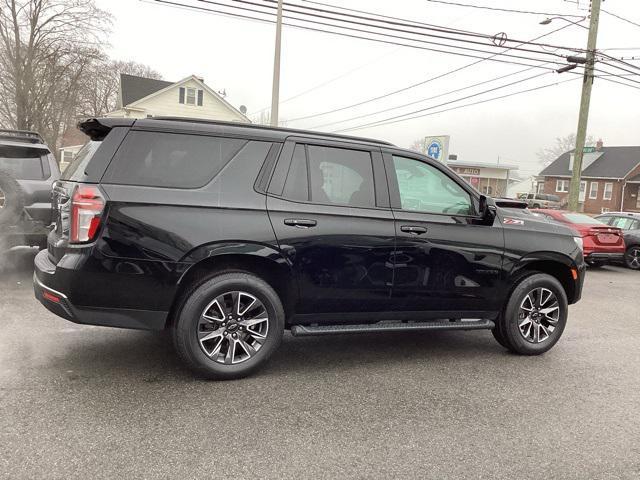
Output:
top-left (121, 74), bottom-right (250, 123)
top-left (539, 146), bottom-right (640, 179)
top-left (120, 74), bottom-right (173, 106)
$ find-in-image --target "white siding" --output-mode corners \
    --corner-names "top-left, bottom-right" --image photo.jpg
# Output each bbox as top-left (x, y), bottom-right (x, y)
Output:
top-left (107, 79), bottom-right (249, 122)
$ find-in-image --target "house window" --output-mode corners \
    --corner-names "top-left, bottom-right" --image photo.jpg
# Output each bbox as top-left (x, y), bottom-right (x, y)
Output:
top-left (601, 207), bottom-right (610, 213)
top-left (589, 181), bottom-right (598, 199)
top-left (556, 179), bottom-right (569, 192)
top-left (186, 88), bottom-right (196, 105)
top-left (481, 185), bottom-right (493, 195)
top-left (603, 182), bottom-right (613, 200)
top-left (536, 182), bottom-right (545, 193)
top-left (62, 150), bottom-right (74, 163)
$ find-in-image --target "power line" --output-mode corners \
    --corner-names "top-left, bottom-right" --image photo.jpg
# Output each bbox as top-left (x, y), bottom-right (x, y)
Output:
top-left (219, 0), bottom-right (573, 60)
top-left (286, 23), bottom-right (575, 123)
top-left (602, 8), bottom-right (640, 30)
top-left (153, 1), bottom-right (567, 73)
top-left (309, 64), bottom-right (547, 129)
top-left (326, 71), bottom-right (551, 132)
top-left (333, 77), bottom-right (580, 133)
top-left (252, 0), bottom-right (587, 53)
top-left (425, 0), bottom-right (585, 18)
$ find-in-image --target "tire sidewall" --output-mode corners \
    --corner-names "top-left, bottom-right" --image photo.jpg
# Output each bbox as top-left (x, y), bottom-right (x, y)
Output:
top-left (503, 273), bottom-right (568, 354)
top-left (625, 246), bottom-right (640, 270)
top-left (175, 273), bottom-right (284, 379)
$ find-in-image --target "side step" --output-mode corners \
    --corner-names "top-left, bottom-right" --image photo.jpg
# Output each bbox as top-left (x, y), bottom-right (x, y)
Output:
top-left (290, 319), bottom-right (495, 337)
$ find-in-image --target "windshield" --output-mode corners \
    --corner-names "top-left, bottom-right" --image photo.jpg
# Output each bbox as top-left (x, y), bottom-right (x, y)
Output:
top-left (61, 141), bottom-right (101, 181)
top-left (0, 145), bottom-right (46, 180)
top-left (562, 213), bottom-right (606, 225)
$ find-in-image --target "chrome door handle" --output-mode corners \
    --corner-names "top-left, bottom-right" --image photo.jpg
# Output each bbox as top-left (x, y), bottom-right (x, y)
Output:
top-left (400, 225), bottom-right (427, 235)
top-left (284, 218), bottom-right (317, 228)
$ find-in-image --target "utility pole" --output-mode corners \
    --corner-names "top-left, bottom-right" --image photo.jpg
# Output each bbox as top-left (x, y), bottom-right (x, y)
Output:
top-left (270, 0), bottom-right (283, 127)
top-left (568, 0), bottom-right (601, 211)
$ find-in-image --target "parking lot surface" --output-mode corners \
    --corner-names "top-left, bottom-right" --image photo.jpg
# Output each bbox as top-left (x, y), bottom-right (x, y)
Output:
top-left (1, 247), bottom-right (639, 479)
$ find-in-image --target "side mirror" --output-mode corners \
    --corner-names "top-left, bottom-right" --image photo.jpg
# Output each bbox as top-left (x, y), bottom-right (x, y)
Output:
top-left (479, 195), bottom-right (497, 224)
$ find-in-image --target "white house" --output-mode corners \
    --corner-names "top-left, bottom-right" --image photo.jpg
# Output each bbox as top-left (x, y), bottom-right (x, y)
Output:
top-left (106, 73), bottom-right (250, 123)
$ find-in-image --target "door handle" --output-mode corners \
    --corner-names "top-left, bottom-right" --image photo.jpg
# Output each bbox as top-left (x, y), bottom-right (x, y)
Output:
top-left (400, 225), bottom-right (427, 235)
top-left (284, 218), bottom-right (317, 228)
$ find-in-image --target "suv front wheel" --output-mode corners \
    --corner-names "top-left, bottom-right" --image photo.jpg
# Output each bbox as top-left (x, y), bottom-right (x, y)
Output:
top-left (173, 272), bottom-right (284, 379)
top-left (493, 273), bottom-right (568, 355)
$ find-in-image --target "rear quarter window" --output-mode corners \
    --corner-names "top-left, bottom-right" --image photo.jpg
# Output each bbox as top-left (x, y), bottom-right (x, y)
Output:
top-left (61, 141), bottom-right (101, 181)
top-left (102, 131), bottom-right (247, 188)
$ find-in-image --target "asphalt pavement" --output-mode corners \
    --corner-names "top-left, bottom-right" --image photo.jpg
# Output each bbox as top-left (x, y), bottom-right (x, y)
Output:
top-left (1, 247), bottom-right (639, 479)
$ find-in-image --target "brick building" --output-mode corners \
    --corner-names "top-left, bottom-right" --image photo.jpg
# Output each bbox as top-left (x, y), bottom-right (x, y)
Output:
top-left (539, 142), bottom-right (640, 214)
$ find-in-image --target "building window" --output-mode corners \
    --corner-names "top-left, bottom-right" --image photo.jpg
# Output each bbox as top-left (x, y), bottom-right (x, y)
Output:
top-left (186, 88), bottom-right (196, 105)
top-left (603, 182), bottom-right (613, 200)
top-left (62, 150), bottom-right (74, 163)
top-left (481, 185), bottom-right (493, 195)
top-left (589, 182), bottom-right (598, 199)
top-left (536, 182), bottom-right (545, 193)
top-left (556, 179), bottom-right (569, 192)
top-left (601, 207), bottom-right (610, 213)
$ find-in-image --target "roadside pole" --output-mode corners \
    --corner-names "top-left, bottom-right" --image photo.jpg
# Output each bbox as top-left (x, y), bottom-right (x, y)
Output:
top-left (270, 0), bottom-right (283, 127)
top-left (568, 0), bottom-right (602, 211)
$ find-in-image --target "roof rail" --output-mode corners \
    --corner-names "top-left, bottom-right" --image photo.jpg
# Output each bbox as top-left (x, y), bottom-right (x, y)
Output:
top-left (150, 116), bottom-right (394, 146)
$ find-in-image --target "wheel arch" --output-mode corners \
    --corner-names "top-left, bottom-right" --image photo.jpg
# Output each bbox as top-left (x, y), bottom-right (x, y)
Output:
top-left (509, 252), bottom-right (579, 304)
top-left (167, 244), bottom-right (296, 329)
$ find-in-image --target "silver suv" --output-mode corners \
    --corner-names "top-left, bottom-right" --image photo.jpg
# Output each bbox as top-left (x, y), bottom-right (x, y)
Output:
top-left (0, 129), bottom-right (59, 249)
top-left (525, 193), bottom-right (562, 209)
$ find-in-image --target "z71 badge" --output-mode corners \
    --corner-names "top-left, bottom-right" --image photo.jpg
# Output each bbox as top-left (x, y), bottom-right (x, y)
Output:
top-left (503, 217), bottom-right (525, 225)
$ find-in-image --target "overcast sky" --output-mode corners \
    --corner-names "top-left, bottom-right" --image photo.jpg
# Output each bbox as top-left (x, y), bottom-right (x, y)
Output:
top-left (97, 0), bottom-right (640, 177)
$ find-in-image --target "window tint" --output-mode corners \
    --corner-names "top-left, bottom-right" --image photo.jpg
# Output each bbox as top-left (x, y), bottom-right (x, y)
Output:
top-left (282, 144), bottom-right (308, 201)
top-left (61, 141), bottom-right (101, 181)
top-left (103, 131), bottom-right (246, 188)
top-left (306, 145), bottom-right (375, 208)
top-left (392, 156), bottom-right (472, 215)
top-left (0, 146), bottom-right (45, 180)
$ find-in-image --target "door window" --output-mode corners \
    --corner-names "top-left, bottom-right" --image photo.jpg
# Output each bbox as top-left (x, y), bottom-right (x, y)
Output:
top-left (306, 145), bottom-right (375, 208)
top-left (611, 217), bottom-right (636, 230)
top-left (392, 156), bottom-right (473, 215)
top-left (282, 144), bottom-right (309, 201)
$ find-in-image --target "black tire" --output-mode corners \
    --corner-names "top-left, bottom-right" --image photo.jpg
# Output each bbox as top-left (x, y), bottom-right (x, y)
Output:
top-left (173, 271), bottom-right (284, 380)
top-left (624, 245), bottom-right (640, 270)
top-left (532, 203), bottom-right (541, 209)
top-left (494, 272), bottom-right (568, 355)
top-left (491, 325), bottom-right (509, 348)
top-left (0, 169), bottom-right (25, 226)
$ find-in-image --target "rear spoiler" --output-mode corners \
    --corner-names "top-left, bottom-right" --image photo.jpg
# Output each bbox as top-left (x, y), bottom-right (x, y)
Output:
top-left (78, 118), bottom-right (135, 141)
top-left (0, 128), bottom-right (43, 144)
top-left (494, 198), bottom-right (528, 209)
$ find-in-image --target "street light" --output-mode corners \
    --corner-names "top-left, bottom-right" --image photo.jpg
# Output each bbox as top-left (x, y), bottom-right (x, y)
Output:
top-left (540, 16), bottom-right (588, 29)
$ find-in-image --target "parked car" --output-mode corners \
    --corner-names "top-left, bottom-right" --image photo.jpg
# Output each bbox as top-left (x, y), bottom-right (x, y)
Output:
top-left (531, 209), bottom-right (625, 267)
top-left (525, 193), bottom-right (562, 209)
top-left (34, 117), bottom-right (586, 379)
top-left (594, 212), bottom-right (640, 270)
top-left (0, 129), bottom-right (59, 249)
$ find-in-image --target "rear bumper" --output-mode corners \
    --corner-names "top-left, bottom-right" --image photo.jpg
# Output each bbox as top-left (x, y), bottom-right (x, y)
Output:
top-left (584, 252), bottom-right (625, 263)
top-left (33, 249), bottom-right (167, 330)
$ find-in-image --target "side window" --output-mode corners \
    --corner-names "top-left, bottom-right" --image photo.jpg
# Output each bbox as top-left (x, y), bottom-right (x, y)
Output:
top-left (392, 156), bottom-right (473, 215)
top-left (281, 144), bottom-right (308, 201)
top-left (306, 145), bottom-right (375, 208)
top-left (103, 131), bottom-right (247, 188)
top-left (597, 216), bottom-right (612, 225)
top-left (611, 217), bottom-right (634, 230)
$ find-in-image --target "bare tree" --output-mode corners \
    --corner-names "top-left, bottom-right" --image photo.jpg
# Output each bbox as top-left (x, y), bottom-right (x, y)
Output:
top-left (78, 58), bottom-right (162, 118)
top-left (537, 133), bottom-right (596, 167)
top-left (0, 0), bottom-right (111, 148)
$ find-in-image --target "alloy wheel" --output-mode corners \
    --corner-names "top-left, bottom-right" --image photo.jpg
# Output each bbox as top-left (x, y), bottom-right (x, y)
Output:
top-left (197, 291), bottom-right (269, 364)
top-left (626, 247), bottom-right (640, 270)
top-left (517, 287), bottom-right (560, 343)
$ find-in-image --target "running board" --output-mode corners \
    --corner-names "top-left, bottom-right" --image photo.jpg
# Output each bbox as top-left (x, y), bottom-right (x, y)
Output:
top-left (290, 319), bottom-right (495, 337)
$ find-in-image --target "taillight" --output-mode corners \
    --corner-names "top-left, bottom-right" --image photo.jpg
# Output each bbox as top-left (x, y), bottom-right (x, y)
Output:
top-left (70, 184), bottom-right (105, 243)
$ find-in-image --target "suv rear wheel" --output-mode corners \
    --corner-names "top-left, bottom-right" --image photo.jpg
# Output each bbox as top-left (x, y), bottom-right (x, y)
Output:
top-left (494, 273), bottom-right (568, 355)
top-left (173, 272), bottom-right (284, 379)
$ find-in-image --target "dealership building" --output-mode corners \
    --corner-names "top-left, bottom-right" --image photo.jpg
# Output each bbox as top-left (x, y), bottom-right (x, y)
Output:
top-left (446, 159), bottom-right (519, 197)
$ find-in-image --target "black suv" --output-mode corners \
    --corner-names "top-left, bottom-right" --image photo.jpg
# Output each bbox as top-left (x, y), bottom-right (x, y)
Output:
top-left (34, 118), bottom-right (585, 379)
top-left (0, 129), bottom-right (59, 249)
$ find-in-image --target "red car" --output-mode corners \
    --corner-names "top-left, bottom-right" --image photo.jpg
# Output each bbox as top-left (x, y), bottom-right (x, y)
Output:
top-left (531, 209), bottom-right (625, 267)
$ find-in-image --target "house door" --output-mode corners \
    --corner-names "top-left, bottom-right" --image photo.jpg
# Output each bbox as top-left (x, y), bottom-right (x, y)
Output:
top-left (579, 181), bottom-right (587, 202)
